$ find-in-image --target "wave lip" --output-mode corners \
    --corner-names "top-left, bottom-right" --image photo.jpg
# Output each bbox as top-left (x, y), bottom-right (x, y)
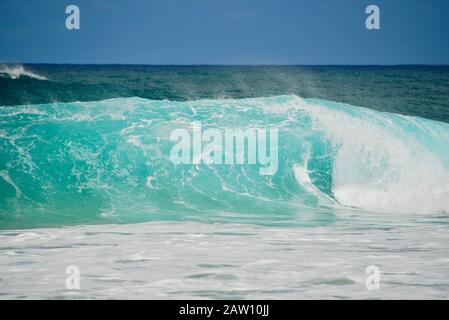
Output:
top-left (290, 96), bottom-right (449, 215)
top-left (0, 64), bottom-right (48, 80)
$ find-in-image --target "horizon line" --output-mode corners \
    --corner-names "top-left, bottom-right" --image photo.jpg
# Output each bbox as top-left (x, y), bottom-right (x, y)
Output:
top-left (1, 62), bottom-right (449, 67)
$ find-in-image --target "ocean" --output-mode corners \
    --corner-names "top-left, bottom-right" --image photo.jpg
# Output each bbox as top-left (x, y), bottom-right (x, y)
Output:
top-left (0, 64), bottom-right (449, 299)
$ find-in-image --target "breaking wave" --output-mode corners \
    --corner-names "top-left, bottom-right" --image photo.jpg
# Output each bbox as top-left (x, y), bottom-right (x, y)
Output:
top-left (0, 64), bottom-right (48, 80)
top-left (1, 95), bottom-right (448, 228)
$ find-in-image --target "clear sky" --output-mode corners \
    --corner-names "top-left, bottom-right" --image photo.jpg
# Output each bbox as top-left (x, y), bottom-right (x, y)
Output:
top-left (0, 0), bottom-right (448, 65)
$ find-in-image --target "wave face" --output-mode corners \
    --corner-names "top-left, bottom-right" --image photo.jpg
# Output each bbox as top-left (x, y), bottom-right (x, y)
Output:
top-left (0, 65), bottom-right (48, 80)
top-left (1, 95), bottom-right (449, 229)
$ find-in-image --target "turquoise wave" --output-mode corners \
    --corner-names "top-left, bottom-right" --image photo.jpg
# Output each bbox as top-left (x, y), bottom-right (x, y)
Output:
top-left (1, 95), bottom-right (449, 229)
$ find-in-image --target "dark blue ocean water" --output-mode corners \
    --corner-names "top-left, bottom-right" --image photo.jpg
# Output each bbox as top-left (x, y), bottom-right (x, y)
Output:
top-left (2, 64), bottom-right (449, 122)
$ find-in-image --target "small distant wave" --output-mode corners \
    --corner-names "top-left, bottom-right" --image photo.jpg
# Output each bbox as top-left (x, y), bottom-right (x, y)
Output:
top-left (0, 64), bottom-right (48, 80)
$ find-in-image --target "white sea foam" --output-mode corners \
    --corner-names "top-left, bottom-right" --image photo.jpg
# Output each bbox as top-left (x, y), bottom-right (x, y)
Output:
top-left (0, 220), bottom-right (448, 299)
top-left (0, 170), bottom-right (22, 197)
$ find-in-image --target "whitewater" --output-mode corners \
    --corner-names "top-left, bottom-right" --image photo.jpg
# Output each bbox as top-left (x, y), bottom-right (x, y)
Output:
top-left (1, 218), bottom-right (449, 299)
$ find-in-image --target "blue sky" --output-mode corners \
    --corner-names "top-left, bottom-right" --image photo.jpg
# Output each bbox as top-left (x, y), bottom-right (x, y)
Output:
top-left (0, 0), bottom-right (448, 64)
